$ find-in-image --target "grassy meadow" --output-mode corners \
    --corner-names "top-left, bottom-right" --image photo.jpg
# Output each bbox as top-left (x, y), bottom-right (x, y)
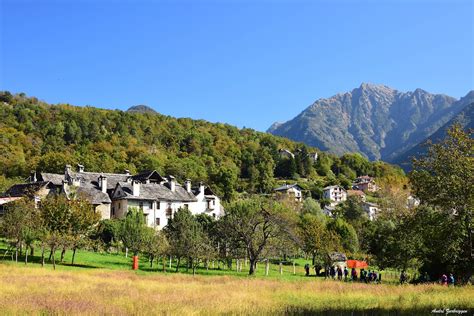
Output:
top-left (0, 242), bottom-right (473, 315)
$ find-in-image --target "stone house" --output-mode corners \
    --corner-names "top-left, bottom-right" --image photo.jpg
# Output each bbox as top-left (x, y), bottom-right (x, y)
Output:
top-left (2, 164), bottom-right (223, 229)
top-left (352, 175), bottom-right (377, 192)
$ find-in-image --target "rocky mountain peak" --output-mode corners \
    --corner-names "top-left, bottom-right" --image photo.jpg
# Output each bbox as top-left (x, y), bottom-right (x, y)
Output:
top-left (126, 105), bottom-right (157, 114)
top-left (267, 85), bottom-right (471, 163)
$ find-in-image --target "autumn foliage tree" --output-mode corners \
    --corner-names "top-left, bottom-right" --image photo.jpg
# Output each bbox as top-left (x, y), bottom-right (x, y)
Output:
top-left (409, 125), bottom-right (473, 283)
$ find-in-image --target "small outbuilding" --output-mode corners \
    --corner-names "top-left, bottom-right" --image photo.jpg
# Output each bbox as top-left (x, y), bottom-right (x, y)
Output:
top-left (328, 252), bottom-right (347, 268)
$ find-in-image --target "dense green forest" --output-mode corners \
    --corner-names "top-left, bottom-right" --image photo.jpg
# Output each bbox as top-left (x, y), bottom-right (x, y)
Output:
top-left (0, 91), bottom-right (404, 198)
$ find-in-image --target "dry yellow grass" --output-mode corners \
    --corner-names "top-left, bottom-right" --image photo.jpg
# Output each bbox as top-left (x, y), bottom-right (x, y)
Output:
top-left (0, 264), bottom-right (472, 315)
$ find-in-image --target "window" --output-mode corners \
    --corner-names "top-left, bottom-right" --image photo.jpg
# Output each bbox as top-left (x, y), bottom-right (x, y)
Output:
top-left (184, 204), bottom-right (189, 209)
top-left (149, 202), bottom-right (153, 209)
top-left (139, 202), bottom-right (144, 210)
top-left (112, 207), bottom-right (115, 216)
top-left (166, 203), bottom-right (173, 218)
top-left (155, 218), bottom-right (160, 226)
top-left (157, 202), bottom-right (160, 209)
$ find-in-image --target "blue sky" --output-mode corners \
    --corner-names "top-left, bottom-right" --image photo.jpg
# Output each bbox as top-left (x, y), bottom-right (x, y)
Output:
top-left (1, 0), bottom-right (473, 131)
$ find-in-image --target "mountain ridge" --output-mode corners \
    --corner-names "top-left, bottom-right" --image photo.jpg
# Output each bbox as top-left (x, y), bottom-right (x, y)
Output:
top-left (268, 83), bottom-right (471, 163)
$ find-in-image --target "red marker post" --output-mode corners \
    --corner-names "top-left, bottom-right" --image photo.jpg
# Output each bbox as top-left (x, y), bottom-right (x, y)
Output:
top-left (132, 256), bottom-right (139, 270)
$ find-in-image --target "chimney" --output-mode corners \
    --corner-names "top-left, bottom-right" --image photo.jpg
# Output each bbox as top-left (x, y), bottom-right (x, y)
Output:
top-left (30, 171), bottom-right (37, 183)
top-left (168, 175), bottom-right (176, 192)
top-left (65, 164), bottom-right (71, 176)
top-left (125, 169), bottom-right (130, 176)
top-left (199, 182), bottom-right (205, 195)
top-left (62, 180), bottom-right (69, 194)
top-left (77, 164), bottom-right (84, 173)
top-left (99, 175), bottom-right (107, 193)
top-left (132, 180), bottom-right (140, 196)
top-left (185, 179), bottom-right (191, 193)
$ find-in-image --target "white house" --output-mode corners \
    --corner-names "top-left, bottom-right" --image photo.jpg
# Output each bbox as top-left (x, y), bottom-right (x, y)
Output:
top-left (111, 177), bottom-right (222, 229)
top-left (323, 185), bottom-right (347, 206)
top-left (362, 202), bottom-right (379, 221)
top-left (273, 183), bottom-right (303, 202)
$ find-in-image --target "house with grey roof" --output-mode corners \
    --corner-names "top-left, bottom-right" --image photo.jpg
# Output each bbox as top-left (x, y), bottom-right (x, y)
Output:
top-left (273, 183), bottom-right (303, 202)
top-left (3, 164), bottom-right (223, 229)
top-left (0, 181), bottom-right (56, 211)
top-left (111, 175), bottom-right (222, 229)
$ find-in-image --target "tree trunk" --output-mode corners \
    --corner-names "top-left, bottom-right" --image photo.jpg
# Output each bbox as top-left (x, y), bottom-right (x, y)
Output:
top-left (41, 245), bottom-right (45, 267)
top-left (71, 248), bottom-right (77, 265)
top-left (52, 248), bottom-right (56, 270)
top-left (150, 255), bottom-right (154, 268)
top-left (162, 256), bottom-right (166, 272)
top-left (192, 263), bottom-right (196, 275)
top-left (15, 246), bottom-right (18, 263)
top-left (60, 248), bottom-right (66, 263)
top-left (30, 246), bottom-right (34, 257)
top-left (176, 257), bottom-right (181, 272)
top-left (48, 248), bottom-right (53, 262)
top-left (249, 258), bottom-right (258, 275)
top-left (25, 248), bottom-right (28, 265)
top-left (125, 247), bottom-right (128, 258)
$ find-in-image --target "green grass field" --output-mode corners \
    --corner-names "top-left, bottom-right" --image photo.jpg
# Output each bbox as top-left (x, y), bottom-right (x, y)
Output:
top-left (0, 241), bottom-right (472, 315)
top-left (0, 240), bottom-right (404, 282)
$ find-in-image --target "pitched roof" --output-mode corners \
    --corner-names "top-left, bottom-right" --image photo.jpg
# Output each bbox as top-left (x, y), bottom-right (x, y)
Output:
top-left (74, 185), bottom-right (111, 205)
top-left (328, 252), bottom-right (347, 262)
top-left (69, 171), bottom-right (129, 190)
top-left (38, 173), bottom-right (65, 186)
top-left (347, 190), bottom-right (365, 196)
top-left (115, 182), bottom-right (197, 202)
top-left (273, 183), bottom-right (302, 192)
top-left (131, 170), bottom-right (165, 183)
top-left (323, 185), bottom-right (345, 191)
top-left (2, 182), bottom-right (53, 197)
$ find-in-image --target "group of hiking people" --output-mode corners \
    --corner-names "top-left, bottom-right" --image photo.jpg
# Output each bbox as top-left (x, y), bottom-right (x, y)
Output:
top-left (304, 264), bottom-right (456, 286)
top-left (304, 264), bottom-right (381, 283)
top-left (399, 270), bottom-right (455, 286)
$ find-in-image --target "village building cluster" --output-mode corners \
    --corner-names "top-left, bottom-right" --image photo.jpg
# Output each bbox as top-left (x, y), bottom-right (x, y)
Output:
top-left (272, 175), bottom-right (381, 221)
top-left (0, 164), bottom-right (223, 229)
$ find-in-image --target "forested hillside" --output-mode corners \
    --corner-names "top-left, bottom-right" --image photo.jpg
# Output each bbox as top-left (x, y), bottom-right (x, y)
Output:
top-left (0, 91), bottom-right (404, 198)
